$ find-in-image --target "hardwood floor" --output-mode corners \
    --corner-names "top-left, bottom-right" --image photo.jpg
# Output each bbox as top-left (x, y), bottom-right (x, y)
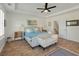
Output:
top-left (58, 38), bottom-right (79, 54)
top-left (0, 38), bottom-right (79, 56)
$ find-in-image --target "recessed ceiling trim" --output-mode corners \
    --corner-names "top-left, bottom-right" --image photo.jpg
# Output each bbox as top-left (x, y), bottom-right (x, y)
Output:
top-left (46, 5), bottom-right (79, 17)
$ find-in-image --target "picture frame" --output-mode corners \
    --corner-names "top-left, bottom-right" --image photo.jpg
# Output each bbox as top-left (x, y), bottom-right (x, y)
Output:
top-left (27, 20), bottom-right (37, 25)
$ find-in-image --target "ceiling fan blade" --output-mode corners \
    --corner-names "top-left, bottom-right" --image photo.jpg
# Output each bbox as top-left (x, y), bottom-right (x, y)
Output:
top-left (37, 8), bottom-right (44, 10)
top-left (45, 3), bottom-right (48, 9)
top-left (47, 6), bottom-right (56, 9)
top-left (41, 10), bottom-right (44, 13)
top-left (48, 9), bottom-right (51, 12)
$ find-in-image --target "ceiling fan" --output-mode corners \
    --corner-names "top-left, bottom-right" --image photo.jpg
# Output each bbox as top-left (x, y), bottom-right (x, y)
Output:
top-left (37, 3), bottom-right (56, 13)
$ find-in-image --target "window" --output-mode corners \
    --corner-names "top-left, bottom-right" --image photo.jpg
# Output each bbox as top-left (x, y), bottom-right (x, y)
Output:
top-left (0, 9), bottom-right (4, 36)
top-left (66, 20), bottom-right (79, 26)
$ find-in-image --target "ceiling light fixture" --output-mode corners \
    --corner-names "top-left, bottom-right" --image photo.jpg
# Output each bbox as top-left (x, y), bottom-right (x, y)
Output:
top-left (44, 10), bottom-right (48, 12)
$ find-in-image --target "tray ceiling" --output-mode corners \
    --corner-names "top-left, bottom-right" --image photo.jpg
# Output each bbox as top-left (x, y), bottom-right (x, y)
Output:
top-left (2, 3), bottom-right (79, 18)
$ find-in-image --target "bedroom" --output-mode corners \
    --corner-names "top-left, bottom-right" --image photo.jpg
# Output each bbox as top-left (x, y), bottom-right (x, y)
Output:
top-left (0, 3), bottom-right (79, 56)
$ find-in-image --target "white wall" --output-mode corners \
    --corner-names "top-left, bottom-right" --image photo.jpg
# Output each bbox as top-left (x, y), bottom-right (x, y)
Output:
top-left (6, 6), bottom-right (79, 42)
top-left (6, 12), bottom-right (46, 40)
top-left (46, 9), bottom-right (79, 42)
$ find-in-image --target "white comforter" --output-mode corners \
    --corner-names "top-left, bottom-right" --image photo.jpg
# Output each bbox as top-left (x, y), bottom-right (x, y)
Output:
top-left (36, 33), bottom-right (58, 48)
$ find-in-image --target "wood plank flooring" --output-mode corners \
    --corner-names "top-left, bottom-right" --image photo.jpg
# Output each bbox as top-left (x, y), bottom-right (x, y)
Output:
top-left (0, 38), bottom-right (79, 56)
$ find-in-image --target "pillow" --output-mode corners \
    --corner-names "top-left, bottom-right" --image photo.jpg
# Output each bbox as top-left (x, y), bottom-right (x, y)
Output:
top-left (34, 27), bottom-right (39, 32)
top-left (25, 27), bottom-right (39, 33)
top-left (26, 29), bottom-right (33, 33)
top-left (48, 31), bottom-right (52, 34)
top-left (52, 34), bottom-right (58, 39)
top-left (25, 28), bottom-right (34, 33)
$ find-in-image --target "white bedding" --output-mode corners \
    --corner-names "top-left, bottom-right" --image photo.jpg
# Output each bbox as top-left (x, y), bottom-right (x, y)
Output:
top-left (37, 34), bottom-right (51, 40)
top-left (24, 27), bottom-right (58, 48)
top-left (36, 33), bottom-right (58, 48)
top-left (24, 36), bottom-right (39, 47)
top-left (24, 33), bottom-right (58, 48)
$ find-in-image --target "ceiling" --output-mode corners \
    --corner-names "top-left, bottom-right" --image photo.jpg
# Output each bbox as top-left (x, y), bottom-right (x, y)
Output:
top-left (2, 3), bottom-right (79, 18)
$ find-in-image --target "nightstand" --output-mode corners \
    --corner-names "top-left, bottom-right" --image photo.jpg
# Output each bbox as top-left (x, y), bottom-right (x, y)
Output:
top-left (42, 29), bottom-right (47, 32)
top-left (14, 31), bottom-right (23, 40)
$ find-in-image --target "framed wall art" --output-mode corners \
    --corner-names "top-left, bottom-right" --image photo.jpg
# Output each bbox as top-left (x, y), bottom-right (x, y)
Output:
top-left (27, 20), bottom-right (37, 26)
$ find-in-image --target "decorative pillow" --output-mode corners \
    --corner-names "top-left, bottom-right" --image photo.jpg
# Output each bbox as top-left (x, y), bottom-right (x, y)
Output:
top-left (52, 34), bottom-right (58, 39)
top-left (25, 27), bottom-right (40, 33)
top-left (25, 27), bottom-right (34, 33)
top-left (34, 27), bottom-right (39, 32)
top-left (48, 31), bottom-right (52, 34)
top-left (26, 29), bottom-right (32, 33)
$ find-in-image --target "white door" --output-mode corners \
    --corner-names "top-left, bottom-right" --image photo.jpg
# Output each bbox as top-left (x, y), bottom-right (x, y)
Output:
top-left (58, 20), bottom-right (67, 39)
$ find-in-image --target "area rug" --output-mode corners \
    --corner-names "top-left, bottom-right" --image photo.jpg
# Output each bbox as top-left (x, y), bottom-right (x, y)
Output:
top-left (48, 47), bottom-right (78, 56)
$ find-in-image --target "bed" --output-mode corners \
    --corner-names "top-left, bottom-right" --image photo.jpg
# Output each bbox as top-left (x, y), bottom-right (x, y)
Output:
top-left (24, 27), bottom-right (58, 48)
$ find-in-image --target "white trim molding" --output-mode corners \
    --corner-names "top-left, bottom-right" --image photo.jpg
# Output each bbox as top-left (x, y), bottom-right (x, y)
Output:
top-left (46, 5), bottom-right (79, 18)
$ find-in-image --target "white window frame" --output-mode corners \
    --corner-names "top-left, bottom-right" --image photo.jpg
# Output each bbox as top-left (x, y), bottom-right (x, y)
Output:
top-left (0, 9), bottom-right (4, 37)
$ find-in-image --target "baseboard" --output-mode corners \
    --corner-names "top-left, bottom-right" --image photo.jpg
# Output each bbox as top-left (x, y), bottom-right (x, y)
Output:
top-left (60, 37), bottom-right (79, 43)
top-left (66, 39), bottom-right (79, 43)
